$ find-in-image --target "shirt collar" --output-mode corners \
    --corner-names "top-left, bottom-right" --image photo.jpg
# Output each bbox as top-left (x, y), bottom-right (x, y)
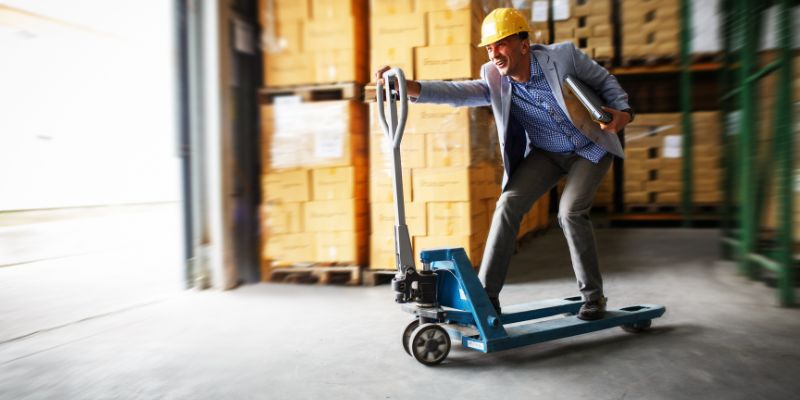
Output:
top-left (511, 52), bottom-right (539, 85)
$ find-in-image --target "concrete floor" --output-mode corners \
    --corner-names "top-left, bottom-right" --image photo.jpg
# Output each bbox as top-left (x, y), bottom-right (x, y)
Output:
top-left (1, 225), bottom-right (799, 399)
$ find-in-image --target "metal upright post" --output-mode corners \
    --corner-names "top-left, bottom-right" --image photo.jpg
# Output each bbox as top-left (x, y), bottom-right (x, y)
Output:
top-left (772, 0), bottom-right (794, 305)
top-left (719, 0), bottom-right (737, 259)
top-left (735, 0), bottom-right (758, 280)
top-left (679, 0), bottom-right (694, 226)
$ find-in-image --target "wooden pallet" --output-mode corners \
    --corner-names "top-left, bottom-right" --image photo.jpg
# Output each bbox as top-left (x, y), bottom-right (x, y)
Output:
top-left (266, 263), bottom-right (362, 285)
top-left (624, 203), bottom-right (721, 214)
top-left (363, 269), bottom-right (397, 286)
top-left (621, 56), bottom-right (678, 67)
top-left (259, 82), bottom-right (363, 104)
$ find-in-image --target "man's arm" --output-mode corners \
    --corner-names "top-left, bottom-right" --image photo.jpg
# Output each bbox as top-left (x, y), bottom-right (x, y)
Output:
top-left (374, 65), bottom-right (491, 108)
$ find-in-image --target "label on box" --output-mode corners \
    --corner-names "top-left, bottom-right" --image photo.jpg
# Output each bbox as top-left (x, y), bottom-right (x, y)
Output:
top-left (532, 1), bottom-right (548, 22)
top-left (314, 131), bottom-right (344, 158)
top-left (663, 135), bottom-right (682, 158)
top-left (553, 0), bottom-right (570, 20)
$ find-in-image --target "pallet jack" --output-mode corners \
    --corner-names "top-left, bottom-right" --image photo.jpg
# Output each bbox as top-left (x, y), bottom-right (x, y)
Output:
top-left (376, 68), bottom-right (666, 366)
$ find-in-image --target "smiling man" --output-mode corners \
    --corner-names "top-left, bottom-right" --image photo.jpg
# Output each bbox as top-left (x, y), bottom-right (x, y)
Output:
top-left (375, 8), bottom-right (634, 321)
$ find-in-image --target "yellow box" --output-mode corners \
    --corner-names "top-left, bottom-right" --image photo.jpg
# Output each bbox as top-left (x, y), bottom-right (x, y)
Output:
top-left (425, 131), bottom-right (472, 167)
top-left (305, 199), bottom-right (367, 232)
top-left (312, 0), bottom-right (365, 19)
top-left (263, 53), bottom-right (314, 87)
top-left (427, 9), bottom-right (480, 46)
top-left (370, 201), bottom-right (427, 236)
top-left (263, 169), bottom-right (311, 202)
top-left (306, 17), bottom-right (361, 49)
top-left (414, 232), bottom-right (486, 267)
top-left (370, 46), bottom-right (415, 81)
top-left (312, 166), bottom-right (366, 201)
top-left (261, 20), bottom-right (304, 54)
top-left (411, 104), bottom-right (473, 137)
top-left (412, 166), bottom-right (486, 202)
top-left (370, 234), bottom-right (398, 269)
top-left (264, 233), bottom-right (316, 262)
top-left (371, 13), bottom-right (426, 47)
top-left (371, 130), bottom-right (426, 169)
top-left (415, 0), bottom-right (482, 14)
top-left (370, 0), bottom-right (414, 15)
top-left (426, 201), bottom-right (486, 236)
top-left (415, 45), bottom-right (483, 80)
top-left (591, 0), bottom-right (612, 15)
top-left (260, 0), bottom-right (310, 21)
top-left (261, 202), bottom-right (304, 234)
top-left (370, 169), bottom-right (412, 203)
top-left (261, 101), bottom-right (367, 170)
top-left (315, 231), bottom-right (367, 263)
top-left (313, 48), bottom-right (368, 84)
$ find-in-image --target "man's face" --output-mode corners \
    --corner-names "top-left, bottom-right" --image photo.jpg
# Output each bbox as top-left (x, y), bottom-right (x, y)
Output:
top-left (485, 35), bottom-right (528, 77)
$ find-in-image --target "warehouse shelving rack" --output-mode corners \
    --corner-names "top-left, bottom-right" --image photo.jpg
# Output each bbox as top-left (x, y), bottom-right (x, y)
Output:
top-left (718, 0), bottom-right (796, 306)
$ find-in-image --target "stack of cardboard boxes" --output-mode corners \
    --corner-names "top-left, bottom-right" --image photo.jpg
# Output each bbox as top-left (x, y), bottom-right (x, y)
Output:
top-left (553, 0), bottom-right (614, 63)
top-left (261, 0), bottom-right (368, 86)
top-left (620, 0), bottom-right (680, 63)
top-left (623, 112), bottom-right (722, 207)
top-left (370, 0), bottom-right (486, 81)
top-left (368, 104), bottom-right (503, 269)
top-left (261, 101), bottom-right (368, 267)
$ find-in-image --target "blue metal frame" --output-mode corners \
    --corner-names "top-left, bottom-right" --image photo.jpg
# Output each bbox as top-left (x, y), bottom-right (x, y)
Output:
top-left (417, 247), bottom-right (667, 354)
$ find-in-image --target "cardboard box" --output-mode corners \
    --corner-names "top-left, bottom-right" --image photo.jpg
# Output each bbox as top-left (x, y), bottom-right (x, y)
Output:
top-left (426, 201), bottom-right (487, 236)
top-left (260, 0), bottom-right (310, 21)
top-left (312, 0), bottom-right (365, 19)
top-left (427, 9), bottom-right (481, 46)
top-left (263, 53), bottom-right (315, 86)
top-left (371, 13), bottom-right (426, 47)
top-left (313, 48), bottom-right (367, 84)
top-left (262, 101), bottom-right (367, 169)
top-left (262, 202), bottom-right (304, 234)
top-left (370, 46), bottom-right (415, 80)
top-left (369, 234), bottom-right (398, 269)
top-left (370, 169), bottom-right (412, 203)
top-left (370, 132), bottom-right (426, 169)
top-left (315, 231), bottom-right (367, 263)
top-left (311, 166), bottom-right (366, 200)
top-left (306, 17), bottom-right (363, 49)
top-left (414, 232), bottom-right (486, 268)
top-left (415, 45), bottom-right (483, 80)
top-left (261, 20), bottom-right (304, 54)
top-left (408, 103), bottom-right (471, 134)
top-left (370, 0), bottom-right (413, 15)
top-left (370, 201), bottom-right (427, 236)
top-left (426, 131), bottom-right (472, 167)
top-left (415, 0), bottom-right (482, 15)
top-left (412, 166), bottom-right (487, 202)
top-left (264, 233), bottom-right (316, 262)
top-left (263, 169), bottom-right (311, 202)
top-left (304, 199), bottom-right (367, 232)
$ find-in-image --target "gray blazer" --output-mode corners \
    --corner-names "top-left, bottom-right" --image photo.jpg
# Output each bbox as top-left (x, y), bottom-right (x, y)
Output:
top-left (413, 42), bottom-right (630, 189)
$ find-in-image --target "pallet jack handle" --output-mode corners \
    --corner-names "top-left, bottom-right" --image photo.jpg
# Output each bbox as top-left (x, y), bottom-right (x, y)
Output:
top-left (376, 68), bottom-right (416, 275)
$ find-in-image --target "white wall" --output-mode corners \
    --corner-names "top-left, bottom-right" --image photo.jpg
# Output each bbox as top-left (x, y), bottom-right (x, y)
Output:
top-left (0, 0), bottom-right (179, 210)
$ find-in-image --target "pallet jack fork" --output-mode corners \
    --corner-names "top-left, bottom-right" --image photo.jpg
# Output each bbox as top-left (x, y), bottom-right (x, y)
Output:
top-left (376, 68), bottom-right (666, 366)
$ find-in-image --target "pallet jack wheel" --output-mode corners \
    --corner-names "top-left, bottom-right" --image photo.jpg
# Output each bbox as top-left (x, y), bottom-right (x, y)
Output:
top-left (621, 319), bottom-right (652, 333)
top-left (409, 323), bottom-right (451, 366)
top-left (402, 319), bottom-right (420, 356)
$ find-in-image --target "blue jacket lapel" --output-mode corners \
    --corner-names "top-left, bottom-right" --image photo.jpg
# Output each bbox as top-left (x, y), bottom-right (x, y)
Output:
top-left (533, 50), bottom-right (572, 124)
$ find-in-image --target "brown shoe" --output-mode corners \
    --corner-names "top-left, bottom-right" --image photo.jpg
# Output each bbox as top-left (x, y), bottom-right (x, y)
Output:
top-left (577, 297), bottom-right (607, 321)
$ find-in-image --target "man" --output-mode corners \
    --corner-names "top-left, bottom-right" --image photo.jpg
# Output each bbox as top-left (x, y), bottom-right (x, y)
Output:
top-left (375, 8), bottom-right (633, 320)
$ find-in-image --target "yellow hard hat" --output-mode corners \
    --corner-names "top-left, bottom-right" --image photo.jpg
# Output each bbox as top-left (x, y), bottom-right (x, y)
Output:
top-left (478, 8), bottom-right (531, 47)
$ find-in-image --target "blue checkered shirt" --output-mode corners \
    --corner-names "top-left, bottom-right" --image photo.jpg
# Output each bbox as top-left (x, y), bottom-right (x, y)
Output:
top-left (509, 53), bottom-right (607, 164)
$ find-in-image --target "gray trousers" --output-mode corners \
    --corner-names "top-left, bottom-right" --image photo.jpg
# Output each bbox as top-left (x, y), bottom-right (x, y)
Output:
top-left (478, 150), bottom-right (613, 302)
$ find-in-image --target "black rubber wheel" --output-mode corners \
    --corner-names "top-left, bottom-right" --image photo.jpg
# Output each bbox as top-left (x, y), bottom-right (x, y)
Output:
top-left (409, 323), bottom-right (451, 366)
top-left (622, 319), bottom-right (652, 333)
top-left (402, 319), bottom-right (420, 356)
